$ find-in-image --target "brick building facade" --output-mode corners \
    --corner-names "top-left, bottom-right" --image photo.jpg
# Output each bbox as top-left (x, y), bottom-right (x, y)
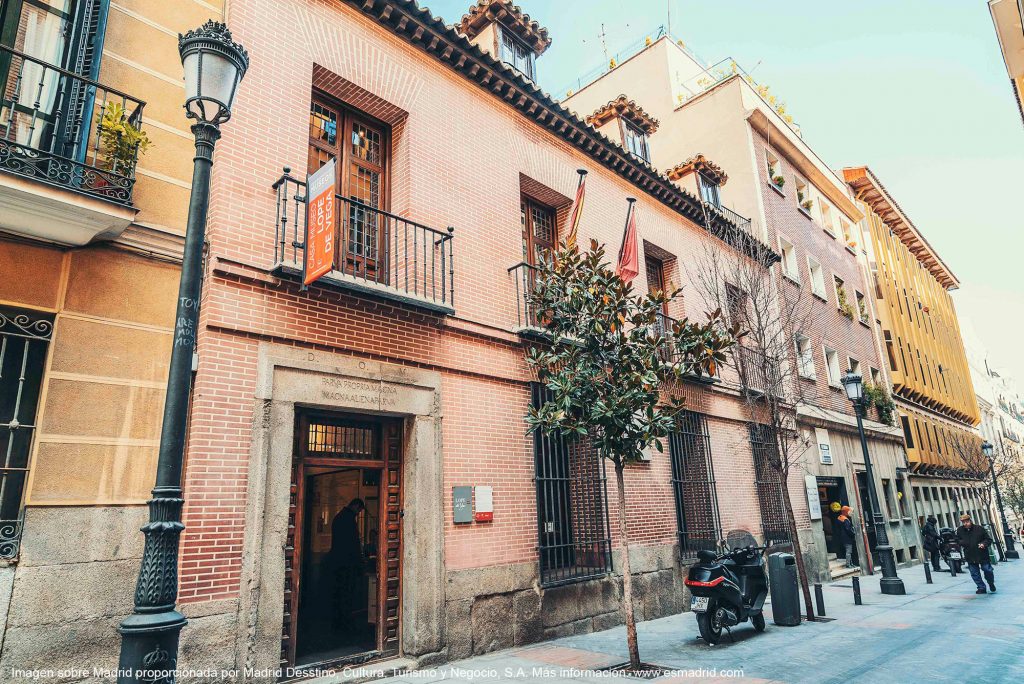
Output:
top-left (172, 0), bottom-right (811, 675)
top-left (562, 31), bottom-right (917, 585)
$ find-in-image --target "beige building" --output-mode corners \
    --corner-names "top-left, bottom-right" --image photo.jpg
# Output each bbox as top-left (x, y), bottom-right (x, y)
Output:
top-left (990, 0), bottom-right (1024, 125)
top-left (0, 0), bottom-right (223, 673)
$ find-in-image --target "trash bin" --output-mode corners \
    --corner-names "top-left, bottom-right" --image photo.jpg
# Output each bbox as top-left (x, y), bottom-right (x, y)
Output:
top-left (768, 552), bottom-right (801, 626)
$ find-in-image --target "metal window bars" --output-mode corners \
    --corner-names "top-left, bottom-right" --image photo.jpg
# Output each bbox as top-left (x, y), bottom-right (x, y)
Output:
top-left (0, 45), bottom-right (145, 205)
top-left (748, 423), bottom-right (792, 548)
top-left (272, 169), bottom-right (455, 311)
top-left (0, 306), bottom-right (54, 560)
top-left (669, 411), bottom-right (722, 559)
top-left (531, 383), bottom-right (613, 587)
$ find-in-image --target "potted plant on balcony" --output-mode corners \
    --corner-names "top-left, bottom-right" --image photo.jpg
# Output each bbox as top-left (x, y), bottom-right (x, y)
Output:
top-left (97, 102), bottom-right (152, 177)
top-left (772, 174), bottom-right (785, 189)
top-left (801, 198), bottom-right (814, 212)
top-left (837, 287), bottom-right (855, 320)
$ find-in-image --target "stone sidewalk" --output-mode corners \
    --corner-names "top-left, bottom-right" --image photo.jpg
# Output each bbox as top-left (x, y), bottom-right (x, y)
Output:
top-left (321, 557), bottom-right (1024, 683)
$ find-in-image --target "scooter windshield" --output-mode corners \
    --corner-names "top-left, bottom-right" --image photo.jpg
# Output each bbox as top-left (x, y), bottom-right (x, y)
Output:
top-left (725, 529), bottom-right (757, 549)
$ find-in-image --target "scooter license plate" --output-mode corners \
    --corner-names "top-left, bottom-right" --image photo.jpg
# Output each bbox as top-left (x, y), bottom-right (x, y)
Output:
top-left (691, 596), bottom-right (709, 613)
top-left (949, 551), bottom-right (962, 560)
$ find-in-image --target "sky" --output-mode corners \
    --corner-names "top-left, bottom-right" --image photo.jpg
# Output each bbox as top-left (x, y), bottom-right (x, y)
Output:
top-left (425, 0), bottom-right (1024, 387)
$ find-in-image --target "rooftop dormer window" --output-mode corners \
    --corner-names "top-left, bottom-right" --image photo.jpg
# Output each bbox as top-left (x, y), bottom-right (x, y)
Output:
top-left (667, 154), bottom-right (728, 208)
top-left (499, 25), bottom-right (535, 80)
top-left (458, 1), bottom-right (550, 83)
top-left (623, 120), bottom-right (650, 163)
top-left (586, 95), bottom-right (659, 164)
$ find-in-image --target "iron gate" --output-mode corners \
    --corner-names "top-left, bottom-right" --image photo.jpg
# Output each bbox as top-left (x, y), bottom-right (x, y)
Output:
top-left (748, 423), bottom-right (792, 547)
top-left (0, 306), bottom-right (54, 560)
top-left (531, 383), bottom-right (612, 586)
top-left (669, 411), bottom-right (722, 558)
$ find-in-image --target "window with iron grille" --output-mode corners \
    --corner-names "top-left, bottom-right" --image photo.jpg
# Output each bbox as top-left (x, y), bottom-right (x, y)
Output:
top-left (669, 411), bottom-right (722, 558)
top-left (748, 423), bottom-right (791, 547)
top-left (0, 305), bottom-right (53, 560)
top-left (531, 383), bottom-right (612, 586)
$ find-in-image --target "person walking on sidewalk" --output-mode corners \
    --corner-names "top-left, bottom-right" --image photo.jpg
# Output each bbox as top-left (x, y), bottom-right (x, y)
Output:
top-left (922, 515), bottom-right (941, 571)
top-left (837, 505), bottom-right (857, 568)
top-left (956, 513), bottom-right (996, 594)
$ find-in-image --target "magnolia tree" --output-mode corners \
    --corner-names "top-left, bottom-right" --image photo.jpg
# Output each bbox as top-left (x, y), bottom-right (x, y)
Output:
top-left (525, 240), bottom-right (738, 670)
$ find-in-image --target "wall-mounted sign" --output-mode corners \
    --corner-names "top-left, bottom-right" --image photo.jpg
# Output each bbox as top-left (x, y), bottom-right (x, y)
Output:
top-left (474, 486), bottom-right (493, 522)
top-left (817, 476), bottom-right (841, 488)
top-left (815, 427), bottom-right (833, 465)
top-left (304, 158), bottom-right (336, 286)
top-left (453, 486), bottom-right (472, 524)
top-left (805, 475), bottom-right (822, 521)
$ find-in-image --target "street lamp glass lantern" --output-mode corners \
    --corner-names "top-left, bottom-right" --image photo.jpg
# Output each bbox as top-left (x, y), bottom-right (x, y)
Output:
top-left (179, 21), bottom-right (249, 124)
top-left (841, 371), bottom-right (863, 403)
top-left (982, 441), bottom-right (994, 458)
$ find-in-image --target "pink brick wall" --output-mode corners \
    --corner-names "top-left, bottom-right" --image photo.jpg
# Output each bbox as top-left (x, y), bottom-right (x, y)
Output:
top-left (179, 0), bottom-right (808, 603)
top-left (754, 135), bottom-right (883, 416)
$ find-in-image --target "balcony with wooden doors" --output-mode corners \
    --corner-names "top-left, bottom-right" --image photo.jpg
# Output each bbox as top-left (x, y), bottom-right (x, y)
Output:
top-left (272, 170), bottom-right (455, 315)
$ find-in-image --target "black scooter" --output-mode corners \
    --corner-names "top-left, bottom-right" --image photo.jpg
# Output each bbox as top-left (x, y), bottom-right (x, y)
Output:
top-left (684, 530), bottom-right (769, 645)
top-left (938, 527), bottom-right (963, 573)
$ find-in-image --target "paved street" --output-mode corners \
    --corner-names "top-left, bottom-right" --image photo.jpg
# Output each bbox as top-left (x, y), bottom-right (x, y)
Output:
top-left (357, 559), bottom-right (1024, 683)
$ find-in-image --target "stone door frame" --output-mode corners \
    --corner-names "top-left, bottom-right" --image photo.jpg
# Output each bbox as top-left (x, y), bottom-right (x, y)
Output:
top-left (233, 343), bottom-right (446, 674)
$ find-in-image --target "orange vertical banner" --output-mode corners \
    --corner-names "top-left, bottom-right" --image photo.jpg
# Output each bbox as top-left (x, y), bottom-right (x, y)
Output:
top-left (304, 158), bottom-right (336, 286)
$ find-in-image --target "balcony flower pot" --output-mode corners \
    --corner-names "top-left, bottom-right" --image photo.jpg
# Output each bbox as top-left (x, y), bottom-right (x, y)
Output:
top-left (772, 175), bottom-right (785, 189)
top-left (97, 102), bottom-right (152, 176)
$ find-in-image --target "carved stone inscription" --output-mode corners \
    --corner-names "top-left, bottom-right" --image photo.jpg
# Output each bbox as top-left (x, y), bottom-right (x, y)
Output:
top-left (319, 376), bottom-right (399, 410)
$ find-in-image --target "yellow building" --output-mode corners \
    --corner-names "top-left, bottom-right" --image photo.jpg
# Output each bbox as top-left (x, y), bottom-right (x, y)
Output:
top-left (990, 0), bottom-right (1024, 125)
top-left (844, 168), bottom-right (983, 486)
top-left (0, 0), bottom-right (222, 672)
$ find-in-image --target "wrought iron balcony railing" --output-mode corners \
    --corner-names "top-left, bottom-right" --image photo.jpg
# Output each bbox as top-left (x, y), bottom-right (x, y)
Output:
top-left (713, 203), bottom-right (752, 234)
top-left (273, 170), bottom-right (455, 314)
top-left (509, 261), bottom-right (542, 332)
top-left (736, 344), bottom-right (783, 398)
top-left (0, 45), bottom-right (145, 205)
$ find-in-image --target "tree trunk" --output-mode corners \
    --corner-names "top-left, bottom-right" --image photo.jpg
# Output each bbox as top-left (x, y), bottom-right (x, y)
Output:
top-left (614, 462), bottom-right (641, 669)
top-left (779, 470), bottom-right (815, 622)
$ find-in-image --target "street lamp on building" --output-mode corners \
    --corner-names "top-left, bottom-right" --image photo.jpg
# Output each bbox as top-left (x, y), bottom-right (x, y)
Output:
top-left (117, 21), bottom-right (248, 683)
top-left (842, 372), bottom-right (906, 595)
top-left (983, 440), bottom-right (1019, 560)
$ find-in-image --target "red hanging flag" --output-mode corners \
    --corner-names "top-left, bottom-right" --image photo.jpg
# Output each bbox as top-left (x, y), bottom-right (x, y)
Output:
top-left (615, 198), bottom-right (639, 284)
top-left (564, 169), bottom-right (587, 249)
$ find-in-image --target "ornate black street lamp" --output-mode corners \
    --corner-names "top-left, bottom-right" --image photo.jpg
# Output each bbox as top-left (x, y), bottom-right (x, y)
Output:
top-left (117, 21), bottom-right (247, 683)
top-left (842, 372), bottom-right (906, 595)
top-left (983, 440), bottom-right (1019, 560)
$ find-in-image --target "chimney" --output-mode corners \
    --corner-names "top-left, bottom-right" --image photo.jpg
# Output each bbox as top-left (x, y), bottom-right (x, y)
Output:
top-left (457, 1), bottom-right (550, 81)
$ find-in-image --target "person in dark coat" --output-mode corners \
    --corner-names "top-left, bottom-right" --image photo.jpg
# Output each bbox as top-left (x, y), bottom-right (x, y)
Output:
top-left (836, 505), bottom-right (857, 568)
top-left (328, 498), bottom-right (366, 627)
top-left (922, 515), bottom-right (941, 571)
top-left (955, 513), bottom-right (995, 594)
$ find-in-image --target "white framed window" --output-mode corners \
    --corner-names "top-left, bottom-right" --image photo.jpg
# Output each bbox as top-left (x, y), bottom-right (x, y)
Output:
top-left (819, 201), bottom-right (836, 236)
top-left (766, 149), bottom-right (783, 190)
top-left (807, 255), bottom-right (827, 299)
top-left (848, 356), bottom-right (861, 377)
top-left (824, 346), bottom-right (842, 387)
top-left (870, 367), bottom-right (882, 386)
top-left (795, 333), bottom-right (816, 379)
top-left (841, 218), bottom-right (855, 249)
top-left (779, 235), bottom-right (799, 281)
top-left (795, 178), bottom-right (812, 213)
top-left (855, 290), bottom-right (869, 324)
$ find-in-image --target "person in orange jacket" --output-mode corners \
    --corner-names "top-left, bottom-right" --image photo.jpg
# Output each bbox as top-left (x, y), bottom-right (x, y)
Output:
top-left (837, 505), bottom-right (857, 568)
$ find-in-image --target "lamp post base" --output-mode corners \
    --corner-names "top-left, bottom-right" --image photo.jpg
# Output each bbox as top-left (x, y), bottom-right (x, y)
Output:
top-left (117, 609), bottom-right (187, 683)
top-left (874, 543), bottom-right (906, 595)
top-left (1004, 534), bottom-right (1019, 560)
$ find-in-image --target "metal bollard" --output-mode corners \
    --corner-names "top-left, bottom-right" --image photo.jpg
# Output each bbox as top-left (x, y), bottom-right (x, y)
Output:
top-left (924, 561), bottom-right (933, 584)
top-left (814, 583), bottom-right (826, 617)
top-left (950, 560), bottom-right (957, 577)
top-left (852, 576), bottom-right (862, 605)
